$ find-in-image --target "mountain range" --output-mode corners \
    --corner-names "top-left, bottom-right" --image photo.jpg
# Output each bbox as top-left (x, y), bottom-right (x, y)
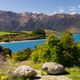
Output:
top-left (0, 10), bottom-right (80, 32)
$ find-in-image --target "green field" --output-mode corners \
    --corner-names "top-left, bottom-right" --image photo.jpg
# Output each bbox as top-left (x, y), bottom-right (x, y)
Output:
top-left (0, 32), bottom-right (17, 36)
top-left (0, 30), bottom-right (46, 42)
top-left (0, 30), bottom-right (56, 36)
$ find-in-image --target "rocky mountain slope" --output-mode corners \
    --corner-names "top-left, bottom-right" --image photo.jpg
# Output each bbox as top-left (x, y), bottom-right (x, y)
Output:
top-left (0, 10), bottom-right (80, 32)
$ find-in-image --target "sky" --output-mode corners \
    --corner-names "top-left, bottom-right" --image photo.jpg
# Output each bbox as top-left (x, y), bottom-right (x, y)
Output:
top-left (0, 0), bottom-right (80, 15)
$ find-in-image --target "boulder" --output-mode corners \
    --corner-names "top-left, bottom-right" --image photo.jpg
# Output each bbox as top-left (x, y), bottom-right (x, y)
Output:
top-left (14, 65), bottom-right (37, 78)
top-left (41, 75), bottom-right (72, 80)
top-left (42, 62), bottom-right (66, 74)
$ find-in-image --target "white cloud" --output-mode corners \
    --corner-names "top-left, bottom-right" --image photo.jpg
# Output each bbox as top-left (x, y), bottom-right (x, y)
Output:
top-left (69, 6), bottom-right (76, 15)
top-left (70, 6), bottom-right (76, 11)
top-left (69, 12), bottom-right (76, 15)
top-left (58, 7), bottom-right (64, 13)
top-left (59, 9), bottom-right (64, 13)
top-left (33, 11), bottom-right (37, 13)
top-left (53, 11), bottom-right (58, 14)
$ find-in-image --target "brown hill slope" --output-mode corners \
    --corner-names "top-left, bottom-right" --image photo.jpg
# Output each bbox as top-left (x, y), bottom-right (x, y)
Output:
top-left (0, 10), bottom-right (80, 32)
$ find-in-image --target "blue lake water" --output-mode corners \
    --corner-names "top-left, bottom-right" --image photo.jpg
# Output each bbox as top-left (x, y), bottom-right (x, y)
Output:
top-left (0, 39), bottom-right (45, 52)
top-left (0, 34), bottom-right (80, 52)
top-left (73, 34), bottom-right (80, 42)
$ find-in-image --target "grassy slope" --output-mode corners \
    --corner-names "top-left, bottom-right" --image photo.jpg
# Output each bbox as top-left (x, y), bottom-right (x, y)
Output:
top-left (66, 67), bottom-right (80, 80)
top-left (0, 59), bottom-right (80, 80)
top-left (0, 31), bottom-right (80, 80)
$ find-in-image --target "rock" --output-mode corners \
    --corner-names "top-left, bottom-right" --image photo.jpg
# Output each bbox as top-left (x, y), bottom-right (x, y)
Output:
top-left (14, 65), bottom-right (37, 78)
top-left (41, 75), bottom-right (72, 80)
top-left (34, 75), bottom-right (72, 80)
top-left (42, 62), bottom-right (66, 74)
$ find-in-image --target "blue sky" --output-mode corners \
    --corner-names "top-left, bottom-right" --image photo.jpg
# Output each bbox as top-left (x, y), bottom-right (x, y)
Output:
top-left (0, 0), bottom-right (80, 14)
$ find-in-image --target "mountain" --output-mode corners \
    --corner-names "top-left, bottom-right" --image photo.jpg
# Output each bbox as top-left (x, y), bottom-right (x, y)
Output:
top-left (0, 10), bottom-right (80, 32)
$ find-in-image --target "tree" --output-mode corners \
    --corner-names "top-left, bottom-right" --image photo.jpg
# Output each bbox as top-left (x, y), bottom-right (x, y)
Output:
top-left (3, 38), bottom-right (9, 42)
top-left (60, 32), bottom-right (74, 49)
top-left (31, 34), bottom-right (60, 63)
top-left (48, 34), bottom-right (60, 47)
top-left (32, 29), bottom-right (46, 37)
top-left (31, 32), bottom-right (80, 67)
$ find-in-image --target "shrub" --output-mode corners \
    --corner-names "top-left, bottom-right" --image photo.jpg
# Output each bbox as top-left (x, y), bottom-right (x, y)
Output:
top-left (3, 48), bottom-right (12, 58)
top-left (3, 38), bottom-right (9, 42)
top-left (0, 70), bottom-right (12, 80)
top-left (32, 29), bottom-right (46, 37)
top-left (0, 46), bottom-right (12, 62)
top-left (31, 50), bottom-right (38, 63)
top-left (13, 48), bottom-right (32, 61)
top-left (31, 32), bottom-right (80, 67)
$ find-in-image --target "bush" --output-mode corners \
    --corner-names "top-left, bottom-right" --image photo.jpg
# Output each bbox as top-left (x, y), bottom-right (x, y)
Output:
top-left (31, 45), bottom-right (45, 63)
top-left (3, 48), bottom-right (12, 58)
top-left (3, 38), bottom-right (9, 42)
top-left (0, 46), bottom-right (12, 62)
top-left (31, 32), bottom-right (80, 67)
top-left (32, 29), bottom-right (46, 37)
top-left (0, 70), bottom-right (12, 80)
top-left (13, 48), bottom-right (32, 61)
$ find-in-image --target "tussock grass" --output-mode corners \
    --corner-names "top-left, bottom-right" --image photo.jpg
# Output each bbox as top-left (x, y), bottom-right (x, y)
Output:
top-left (66, 67), bottom-right (80, 80)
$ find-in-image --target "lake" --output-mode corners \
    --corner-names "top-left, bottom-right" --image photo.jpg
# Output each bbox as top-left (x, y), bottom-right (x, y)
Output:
top-left (0, 39), bottom-right (45, 52)
top-left (73, 34), bottom-right (80, 42)
top-left (0, 34), bottom-right (80, 52)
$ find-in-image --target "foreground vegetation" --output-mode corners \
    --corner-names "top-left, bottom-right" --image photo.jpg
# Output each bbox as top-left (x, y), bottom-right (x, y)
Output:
top-left (0, 31), bottom-right (80, 80)
top-left (66, 67), bottom-right (80, 80)
top-left (0, 60), bottom-right (80, 80)
top-left (32, 32), bottom-right (80, 67)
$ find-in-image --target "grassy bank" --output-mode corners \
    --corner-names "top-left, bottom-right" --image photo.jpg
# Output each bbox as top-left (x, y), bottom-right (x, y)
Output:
top-left (0, 30), bottom-right (46, 42)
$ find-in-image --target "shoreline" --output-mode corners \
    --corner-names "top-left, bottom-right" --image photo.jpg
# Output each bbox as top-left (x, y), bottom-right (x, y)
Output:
top-left (0, 39), bottom-right (46, 44)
